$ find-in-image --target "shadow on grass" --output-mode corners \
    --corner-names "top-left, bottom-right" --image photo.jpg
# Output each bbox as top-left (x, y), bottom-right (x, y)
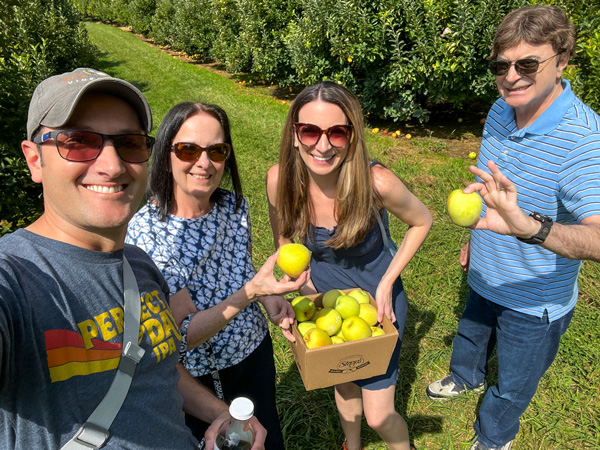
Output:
top-left (93, 52), bottom-right (151, 94)
top-left (401, 295), bottom-right (444, 441)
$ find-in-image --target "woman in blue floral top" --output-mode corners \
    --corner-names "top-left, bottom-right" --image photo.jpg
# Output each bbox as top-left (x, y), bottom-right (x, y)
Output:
top-left (126, 102), bottom-right (307, 449)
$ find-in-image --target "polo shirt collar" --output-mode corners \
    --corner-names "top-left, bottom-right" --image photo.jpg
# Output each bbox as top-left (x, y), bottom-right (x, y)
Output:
top-left (499, 79), bottom-right (574, 137)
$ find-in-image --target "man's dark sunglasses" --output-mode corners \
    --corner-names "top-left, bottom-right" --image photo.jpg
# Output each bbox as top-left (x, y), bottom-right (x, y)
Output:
top-left (33, 130), bottom-right (154, 163)
top-left (294, 123), bottom-right (353, 148)
top-left (488, 53), bottom-right (562, 76)
top-left (171, 142), bottom-right (231, 163)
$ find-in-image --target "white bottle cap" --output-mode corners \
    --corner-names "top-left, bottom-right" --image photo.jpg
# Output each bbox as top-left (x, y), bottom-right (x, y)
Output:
top-left (229, 397), bottom-right (254, 421)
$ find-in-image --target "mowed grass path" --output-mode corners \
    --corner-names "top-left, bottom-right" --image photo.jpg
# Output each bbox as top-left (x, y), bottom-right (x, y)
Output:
top-left (86, 22), bottom-right (600, 450)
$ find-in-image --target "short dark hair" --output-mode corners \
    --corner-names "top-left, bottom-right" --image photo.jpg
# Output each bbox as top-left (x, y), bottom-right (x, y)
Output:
top-left (490, 5), bottom-right (575, 65)
top-left (147, 102), bottom-right (243, 220)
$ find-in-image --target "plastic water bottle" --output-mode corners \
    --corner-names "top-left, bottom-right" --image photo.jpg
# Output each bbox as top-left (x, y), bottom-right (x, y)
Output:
top-left (214, 397), bottom-right (254, 450)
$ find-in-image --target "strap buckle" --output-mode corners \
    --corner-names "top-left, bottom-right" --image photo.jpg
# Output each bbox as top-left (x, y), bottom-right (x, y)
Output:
top-left (118, 341), bottom-right (145, 377)
top-left (72, 422), bottom-right (110, 448)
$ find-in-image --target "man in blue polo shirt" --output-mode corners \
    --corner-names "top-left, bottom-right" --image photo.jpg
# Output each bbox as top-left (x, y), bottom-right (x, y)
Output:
top-left (426, 6), bottom-right (600, 450)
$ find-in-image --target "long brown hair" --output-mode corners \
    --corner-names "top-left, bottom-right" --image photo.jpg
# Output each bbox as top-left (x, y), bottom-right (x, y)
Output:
top-left (276, 81), bottom-right (381, 249)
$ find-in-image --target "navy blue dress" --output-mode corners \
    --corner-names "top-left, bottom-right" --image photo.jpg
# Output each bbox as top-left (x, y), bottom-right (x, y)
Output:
top-left (303, 211), bottom-right (407, 390)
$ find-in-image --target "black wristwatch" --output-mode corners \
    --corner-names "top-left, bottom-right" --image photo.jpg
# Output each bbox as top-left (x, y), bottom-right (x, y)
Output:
top-left (517, 212), bottom-right (553, 245)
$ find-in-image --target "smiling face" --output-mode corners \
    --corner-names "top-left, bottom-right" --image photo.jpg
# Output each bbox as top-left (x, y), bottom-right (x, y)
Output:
top-left (22, 93), bottom-right (148, 250)
top-left (295, 100), bottom-right (350, 178)
top-left (496, 41), bottom-right (567, 127)
top-left (169, 112), bottom-right (226, 217)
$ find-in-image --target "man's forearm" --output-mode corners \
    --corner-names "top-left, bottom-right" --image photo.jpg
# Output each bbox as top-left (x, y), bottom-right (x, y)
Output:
top-left (176, 363), bottom-right (228, 423)
top-left (541, 219), bottom-right (600, 262)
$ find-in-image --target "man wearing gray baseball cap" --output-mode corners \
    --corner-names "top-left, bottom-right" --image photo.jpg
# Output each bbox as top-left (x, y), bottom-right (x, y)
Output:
top-left (0, 68), bottom-right (267, 450)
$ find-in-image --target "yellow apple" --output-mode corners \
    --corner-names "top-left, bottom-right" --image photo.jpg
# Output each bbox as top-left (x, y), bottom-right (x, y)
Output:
top-left (303, 328), bottom-right (332, 348)
top-left (341, 316), bottom-right (372, 341)
top-left (291, 296), bottom-right (316, 322)
top-left (358, 303), bottom-right (378, 327)
top-left (371, 326), bottom-right (385, 337)
top-left (277, 243), bottom-right (311, 278)
top-left (334, 295), bottom-right (360, 319)
top-left (322, 289), bottom-right (344, 309)
top-left (348, 289), bottom-right (370, 304)
top-left (331, 336), bottom-right (345, 344)
top-left (447, 189), bottom-right (483, 227)
top-left (297, 321), bottom-right (316, 337)
top-left (334, 326), bottom-right (345, 339)
top-left (314, 307), bottom-right (343, 336)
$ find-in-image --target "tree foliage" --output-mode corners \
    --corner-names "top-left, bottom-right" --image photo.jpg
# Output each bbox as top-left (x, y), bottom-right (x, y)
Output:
top-left (0, 0), bottom-right (97, 234)
top-left (74, 0), bottom-right (600, 120)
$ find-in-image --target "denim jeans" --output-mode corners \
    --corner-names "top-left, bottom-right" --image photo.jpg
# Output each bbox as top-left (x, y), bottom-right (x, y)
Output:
top-left (450, 289), bottom-right (574, 448)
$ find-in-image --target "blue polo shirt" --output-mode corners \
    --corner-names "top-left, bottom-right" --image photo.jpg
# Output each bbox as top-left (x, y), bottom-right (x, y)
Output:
top-left (468, 80), bottom-right (600, 321)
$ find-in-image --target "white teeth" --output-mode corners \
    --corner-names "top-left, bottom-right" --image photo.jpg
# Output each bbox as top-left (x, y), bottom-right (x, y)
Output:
top-left (314, 154), bottom-right (334, 161)
top-left (191, 174), bottom-right (209, 179)
top-left (86, 185), bottom-right (124, 193)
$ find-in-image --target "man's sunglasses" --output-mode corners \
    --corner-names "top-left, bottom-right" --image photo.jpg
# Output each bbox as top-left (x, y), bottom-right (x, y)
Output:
top-left (171, 142), bottom-right (231, 163)
top-left (294, 123), bottom-right (353, 148)
top-left (488, 53), bottom-right (562, 76)
top-left (33, 130), bottom-right (154, 163)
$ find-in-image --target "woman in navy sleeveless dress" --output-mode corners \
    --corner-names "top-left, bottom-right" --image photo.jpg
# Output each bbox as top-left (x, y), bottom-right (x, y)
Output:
top-left (267, 82), bottom-right (431, 450)
top-left (305, 210), bottom-right (407, 390)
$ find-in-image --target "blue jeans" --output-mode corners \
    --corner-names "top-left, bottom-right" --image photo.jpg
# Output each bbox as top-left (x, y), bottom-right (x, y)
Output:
top-left (450, 289), bottom-right (574, 448)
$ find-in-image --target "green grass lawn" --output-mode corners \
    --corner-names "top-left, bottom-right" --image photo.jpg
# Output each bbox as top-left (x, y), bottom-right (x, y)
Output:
top-left (85, 22), bottom-right (600, 450)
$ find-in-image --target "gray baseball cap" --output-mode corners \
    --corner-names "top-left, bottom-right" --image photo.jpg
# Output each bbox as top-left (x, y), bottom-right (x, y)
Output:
top-left (26, 68), bottom-right (152, 140)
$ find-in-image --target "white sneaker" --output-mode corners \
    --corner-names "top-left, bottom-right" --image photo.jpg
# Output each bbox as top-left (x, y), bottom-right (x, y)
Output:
top-left (426, 375), bottom-right (487, 400)
top-left (470, 439), bottom-right (513, 450)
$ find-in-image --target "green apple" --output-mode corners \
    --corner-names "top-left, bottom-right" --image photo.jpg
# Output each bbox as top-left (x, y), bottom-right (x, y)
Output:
top-left (358, 303), bottom-right (378, 327)
top-left (447, 189), bottom-right (483, 227)
top-left (331, 335), bottom-right (345, 344)
top-left (341, 316), bottom-right (372, 341)
top-left (334, 295), bottom-right (360, 320)
top-left (348, 289), bottom-right (370, 304)
top-left (303, 327), bottom-right (332, 348)
top-left (322, 289), bottom-right (344, 309)
top-left (314, 307), bottom-right (343, 336)
top-left (291, 296), bottom-right (316, 322)
top-left (297, 321), bottom-right (316, 337)
top-left (371, 326), bottom-right (385, 337)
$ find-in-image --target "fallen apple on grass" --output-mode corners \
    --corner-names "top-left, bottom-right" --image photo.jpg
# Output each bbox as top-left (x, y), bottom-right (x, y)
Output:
top-left (447, 189), bottom-right (483, 227)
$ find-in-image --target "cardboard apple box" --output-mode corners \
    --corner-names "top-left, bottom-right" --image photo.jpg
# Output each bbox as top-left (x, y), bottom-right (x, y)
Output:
top-left (289, 289), bottom-right (398, 391)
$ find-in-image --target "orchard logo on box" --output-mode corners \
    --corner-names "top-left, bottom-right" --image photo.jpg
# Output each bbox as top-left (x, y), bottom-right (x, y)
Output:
top-left (330, 355), bottom-right (370, 374)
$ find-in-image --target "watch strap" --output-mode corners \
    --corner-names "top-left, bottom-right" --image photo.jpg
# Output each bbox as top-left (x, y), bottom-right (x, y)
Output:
top-left (517, 212), bottom-right (553, 245)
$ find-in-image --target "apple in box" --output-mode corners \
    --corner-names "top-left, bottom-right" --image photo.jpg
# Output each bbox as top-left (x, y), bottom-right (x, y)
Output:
top-left (289, 289), bottom-right (398, 391)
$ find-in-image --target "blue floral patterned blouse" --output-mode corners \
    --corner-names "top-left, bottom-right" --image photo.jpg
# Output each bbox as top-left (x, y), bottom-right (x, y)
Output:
top-left (125, 189), bottom-right (268, 377)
